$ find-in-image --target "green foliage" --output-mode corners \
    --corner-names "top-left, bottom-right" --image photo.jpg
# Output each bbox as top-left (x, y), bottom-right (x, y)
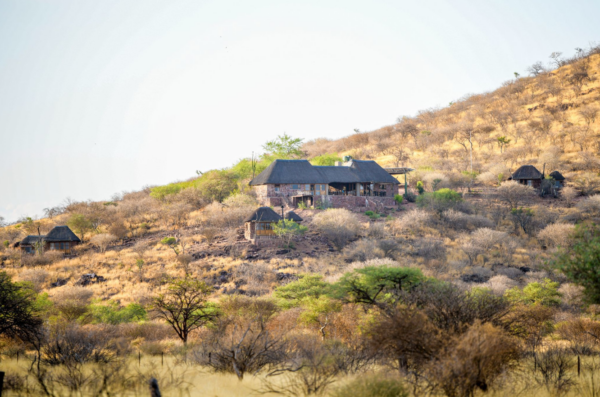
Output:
top-left (416, 181), bottom-right (425, 195)
top-left (298, 295), bottom-right (342, 329)
top-left (273, 219), bottom-right (308, 248)
top-left (274, 274), bottom-right (334, 309)
top-left (33, 292), bottom-right (53, 314)
top-left (403, 191), bottom-right (417, 203)
top-left (504, 278), bottom-right (561, 306)
top-left (3, 240), bottom-right (9, 248)
top-left (89, 300), bottom-right (147, 324)
top-left (331, 376), bottom-right (408, 397)
top-left (195, 170), bottom-right (238, 202)
top-left (365, 211), bottom-right (374, 216)
top-left (150, 182), bottom-right (189, 200)
top-left (554, 223), bottom-right (600, 303)
top-left (336, 266), bottom-right (425, 306)
top-left (161, 237), bottom-right (179, 255)
top-left (230, 156), bottom-right (274, 180)
top-left (394, 194), bottom-right (403, 205)
top-left (262, 133), bottom-right (304, 158)
top-left (152, 276), bottom-right (217, 344)
top-left (416, 188), bottom-right (463, 214)
top-left (67, 213), bottom-right (93, 241)
top-left (0, 271), bottom-right (43, 342)
top-left (310, 153), bottom-right (342, 166)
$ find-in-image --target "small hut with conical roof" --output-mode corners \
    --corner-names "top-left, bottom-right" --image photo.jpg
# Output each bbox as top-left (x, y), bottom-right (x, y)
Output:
top-left (244, 207), bottom-right (303, 242)
top-left (16, 225), bottom-right (81, 254)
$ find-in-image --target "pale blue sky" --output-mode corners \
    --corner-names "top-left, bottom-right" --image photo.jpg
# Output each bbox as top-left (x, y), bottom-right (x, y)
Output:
top-left (1, 0), bottom-right (598, 222)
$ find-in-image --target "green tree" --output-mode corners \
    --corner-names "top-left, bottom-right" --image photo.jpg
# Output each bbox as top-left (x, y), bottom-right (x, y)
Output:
top-left (273, 219), bottom-right (308, 248)
top-left (298, 295), bottom-right (342, 339)
top-left (497, 136), bottom-right (511, 153)
top-left (274, 274), bottom-right (333, 309)
top-left (152, 277), bottom-right (218, 344)
top-left (195, 170), bottom-right (237, 202)
top-left (336, 266), bottom-right (425, 311)
top-left (310, 153), bottom-right (342, 166)
top-left (554, 224), bottom-right (600, 303)
top-left (89, 301), bottom-right (147, 324)
top-left (67, 213), bottom-right (93, 241)
top-left (504, 279), bottom-right (561, 306)
top-left (0, 272), bottom-right (43, 343)
top-left (262, 133), bottom-right (304, 159)
top-left (416, 181), bottom-right (425, 195)
top-left (161, 236), bottom-right (180, 255)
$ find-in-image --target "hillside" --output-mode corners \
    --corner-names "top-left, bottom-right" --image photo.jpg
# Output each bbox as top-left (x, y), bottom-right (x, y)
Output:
top-left (1, 47), bottom-right (600, 396)
top-left (304, 48), bottom-right (600, 191)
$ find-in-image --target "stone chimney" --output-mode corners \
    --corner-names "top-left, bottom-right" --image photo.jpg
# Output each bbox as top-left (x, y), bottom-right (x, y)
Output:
top-left (334, 161), bottom-right (342, 166)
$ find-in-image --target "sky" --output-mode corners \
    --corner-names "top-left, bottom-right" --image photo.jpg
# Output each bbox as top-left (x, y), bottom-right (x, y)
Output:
top-left (1, 0), bottom-right (598, 223)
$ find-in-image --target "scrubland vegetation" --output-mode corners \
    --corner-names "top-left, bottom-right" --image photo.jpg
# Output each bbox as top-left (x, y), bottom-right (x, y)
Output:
top-left (1, 46), bottom-right (600, 396)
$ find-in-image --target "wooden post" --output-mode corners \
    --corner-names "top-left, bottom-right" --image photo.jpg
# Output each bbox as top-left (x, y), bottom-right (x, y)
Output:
top-left (138, 351), bottom-right (141, 367)
top-left (578, 355), bottom-right (581, 376)
top-left (149, 378), bottom-right (161, 397)
top-left (161, 352), bottom-right (164, 367)
top-left (0, 371), bottom-right (4, 397)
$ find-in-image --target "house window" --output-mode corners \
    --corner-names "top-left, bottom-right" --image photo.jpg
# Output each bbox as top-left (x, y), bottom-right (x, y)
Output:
top-left (379, 184), bottom-right (386, 190)
top-left (305, 184), bottom-right (310, 191)
top-left (292, 184), bottom-right (299, 190)
top-left (274, 184), bottom-right (280, 192)
top-left (50, 243), bottom-right (55, 250)
top-left (527, 180), bottom-right (532, 186)
top-left (64, 242), bottom-right (70, 250)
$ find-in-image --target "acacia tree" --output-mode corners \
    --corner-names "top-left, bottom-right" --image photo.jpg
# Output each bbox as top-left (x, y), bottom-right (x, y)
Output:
top-left (496, 181), bottom-right (536, 210)
top-left (67, 213), bottom-right (93, 241)
top-left (262, 133), bottom-right (304, 159)
top-left (152, 277), bottom-right (217, 344)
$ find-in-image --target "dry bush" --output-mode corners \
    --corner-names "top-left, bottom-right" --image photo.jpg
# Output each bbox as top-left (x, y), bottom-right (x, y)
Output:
top-left (429, 322), bottom-right (520, 397)
top-left (312, 209), bottom-right (361, 250)
top-left (21, 250), bottom-right (64, 267)
top-left (391, 209), bottom-right (432, 236)
top-left (199, 226), bottom-right (219, 243)
top-left (561, 186), bottom-right (578, 207)
top-left (537, 223), bottom-right (575, 248)
top-left (572, 173), bottom-right (600, 196)
top-left (577, 195), bottom-right (600, 221)
top-left (343, 239), bottom-right (384, 262)
top-left (558, 283), bottom-right (585, 310)
top-left (195, 295), bottom-right (285, 380)
top-left (90, 233), bottom-right (117, 253)
top-left (481, 275), bottom-right (518, 295)
top-left (232, 262), bottom-right (277, 296)
top-left (50, 286), bottom-right (94, 321)
top-left (367, 222), bottom-right (386, 239)
top-left (330, 375), bottom-right (408, 397)
top-left (107, 218), bottom-right (128, 239)
top-left (496, 181), bottom-right (536, 209)
top-left (441, 209), bottom-right (493, 232)
top-left (531, 348), bottom-right (575, 396)
top-left (17, 268), bottom-right (49, 292)
top-left (202, 195), bottom-right (256, 229)
top-left (557, 318), bottom-right (600, 355)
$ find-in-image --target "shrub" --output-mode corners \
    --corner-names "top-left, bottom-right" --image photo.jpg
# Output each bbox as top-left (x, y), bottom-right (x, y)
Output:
top-left (310, 153), bottom-right (342, 166)
top-left (442, 209), bottom-right (493, 231)
top-left (403, 191), bottom-right (417, 203)
top-left (504, 278), bottom-right (561, 307)
top-left (343, 239), bottom-right (384, 262)
top-left (364, 211), bottom-right (374, 216)
top-left (89, 301), bottom-right (147, 324)
top-left (331, 376), bottom-right (408, 397)
top-left (394, 194), bottom-right (403, 205)
top-left (273, 219), bottom-right (307, 248)
top-left (49, 286), bottom-right (94, 321)
top-left (416, 188), bottom-right (463, 215)
top-left (416, 181), bottom-right (425, 195)
top-left (538, 223), bottom-right (575, 248)
top-left (313, 209), bottom-right (361, 250)
top-left (497, 181), bottom-right (536, 209)
top-left (577, 195), bottom-right (600, 221)
top-left (391, 209), bottom-right (431, 235)
top-left (90, 233), bottom-right (117, 253)
top-left (17, 268), bottom-right (49, 292)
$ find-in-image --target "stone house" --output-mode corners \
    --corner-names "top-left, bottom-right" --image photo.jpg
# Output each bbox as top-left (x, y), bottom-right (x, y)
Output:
top-left (249, 159), bottom-right (400, 209)
top-left (509, 165), bottom-right (566, 190)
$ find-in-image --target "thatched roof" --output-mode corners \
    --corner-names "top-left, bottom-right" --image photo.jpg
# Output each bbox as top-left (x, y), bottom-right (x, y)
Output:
top-left (284, 211), bottom-right (303, 222)
top-left (549, 171), bottom-right (565, 181)
top-left (20, 235), bottom-right (45, 246)
top-left (249, 159), bottom-right (399, 186)
top-left (245, 207), bottom-right (283, 223)
top-left (44, 226), bottom-right (81, 242)
top-left (511, 165), bottom-right (543, 180)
